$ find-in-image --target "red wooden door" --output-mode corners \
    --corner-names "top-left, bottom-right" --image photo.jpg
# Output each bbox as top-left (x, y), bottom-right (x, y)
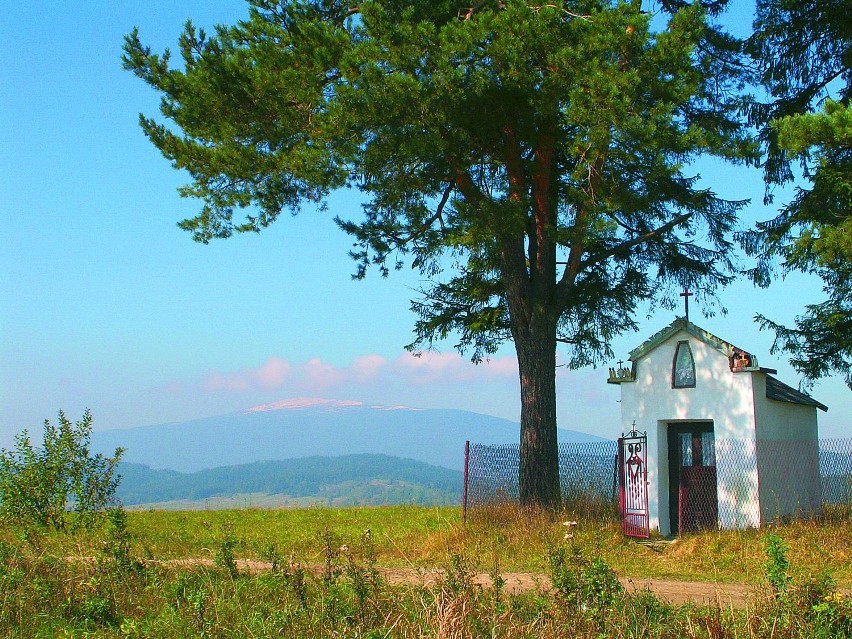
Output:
top-left (669, 424), bottom-right (718, 535)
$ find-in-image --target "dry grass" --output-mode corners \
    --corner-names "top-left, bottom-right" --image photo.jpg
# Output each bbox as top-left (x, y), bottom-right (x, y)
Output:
top-left (2, 502), bottom-right (849, 584)
top-left (456, 502), bottom-right (852, 586)
top-left (2, 504), bottom-right (852, 638)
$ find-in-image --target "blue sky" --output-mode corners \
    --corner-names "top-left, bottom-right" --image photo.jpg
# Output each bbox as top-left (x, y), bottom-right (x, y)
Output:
top-left (1, 0), bottom-right (848, 449)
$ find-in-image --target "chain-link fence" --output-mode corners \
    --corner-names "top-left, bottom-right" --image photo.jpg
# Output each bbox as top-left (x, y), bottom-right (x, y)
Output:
top-left (464, 440), bottom-right (619, 519)
top-left (463, 438), bottom-right (852, 526)
top-left (692, 438), bottom-right (852, 530)
top-left (819, 438), bottom-right (852, 505)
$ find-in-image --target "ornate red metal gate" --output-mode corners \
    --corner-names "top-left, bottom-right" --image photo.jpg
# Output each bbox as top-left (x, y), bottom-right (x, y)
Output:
top-left (618, 427), bottom-right (649, 538)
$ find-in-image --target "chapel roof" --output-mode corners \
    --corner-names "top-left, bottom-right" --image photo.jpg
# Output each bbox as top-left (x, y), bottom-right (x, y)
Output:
top-left (628, 317), bottom-right (758, 367)
top-left (617, 317), bottom-right (828, 411)
top-left (766, 375), bottom-right (829, 412)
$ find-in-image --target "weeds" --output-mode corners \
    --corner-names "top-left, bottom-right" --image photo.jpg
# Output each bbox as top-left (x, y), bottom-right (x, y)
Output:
top-left (213, 520), bottom-right (239, 578)
top-left (257, 542), bottom-right (282, 574)
top-left (102, 507), bottom-right (144, 573)
top-left (343, 529), bottom-right (381, 621)
top-left (548, 542), bottom-right (623, 616)
top-left (283, 555), bottom-right (310, 610)
top-left (765, 532), bottom-right (791, 595)
top-left (444, 552), bottom-right (474, 596)
top-left (811, 590), bottom-right (852, 637)
top-left (2, 506), bottom-right (852, 637)
top-left (317, 526), bottom-right (342, 585)
top-left (489, 549), bottom-right (506, 606)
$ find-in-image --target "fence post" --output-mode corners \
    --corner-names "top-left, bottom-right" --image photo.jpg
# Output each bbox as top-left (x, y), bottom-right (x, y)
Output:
top-left (463, 440), bottom-right (470, 523)
top-left (611, 453), bottom-right (619, 506)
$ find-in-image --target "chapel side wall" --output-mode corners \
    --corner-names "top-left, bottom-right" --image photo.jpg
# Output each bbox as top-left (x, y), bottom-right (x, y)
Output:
top-left (621, 329), bottom-right (761, 535)
top-left (752, 376), bottom-right (821, 521)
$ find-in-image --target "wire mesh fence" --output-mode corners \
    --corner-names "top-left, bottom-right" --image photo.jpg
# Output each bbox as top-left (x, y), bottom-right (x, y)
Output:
top-left (693, 438), bottom-right (851, 530)
top-left (819, 438), bottom-right (852, 505)
top-left (464, 438), bottom-right (852, 526)
top-left (464, 440), bottom-right (619, 519)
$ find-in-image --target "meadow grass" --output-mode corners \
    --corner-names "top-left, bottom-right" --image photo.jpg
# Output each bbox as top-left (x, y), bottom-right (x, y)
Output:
top-left (2, 503), bottom-right (849, 586)
top-left (4, 503), bottom-right (849, 585)
top-left (115, 503), bottom-right (852, 586)
top-left (2, 504), bottom-right (851, 638)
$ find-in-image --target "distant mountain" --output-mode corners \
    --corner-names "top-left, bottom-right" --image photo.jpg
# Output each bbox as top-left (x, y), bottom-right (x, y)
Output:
top-left (116, 455), bottom-right (462, 507)
top-left (91, 398), bottom-right (606, 472)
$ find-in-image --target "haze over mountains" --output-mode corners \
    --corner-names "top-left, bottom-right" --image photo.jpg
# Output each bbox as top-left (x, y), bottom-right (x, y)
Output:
top-left (88, 398), bottom-right (606, 506)
top-left (91, 398), bottom-right (606, 473)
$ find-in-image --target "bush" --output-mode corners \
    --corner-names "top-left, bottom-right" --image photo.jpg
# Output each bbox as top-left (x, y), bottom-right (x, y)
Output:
top-left (765, 532), bottom-right (791, 596)
top-left (548, 543), bottom-right (623, 615)
top-left (0, 409), bottom-right (124, 531)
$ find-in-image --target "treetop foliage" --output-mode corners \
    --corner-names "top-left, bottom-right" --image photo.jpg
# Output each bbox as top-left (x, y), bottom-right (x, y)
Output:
top-left (124, 0), bottom-right (755, 367)
top-left (748, 0), bottom-right (852, 187)
top-left (743, 0), bottom-right (852, 388)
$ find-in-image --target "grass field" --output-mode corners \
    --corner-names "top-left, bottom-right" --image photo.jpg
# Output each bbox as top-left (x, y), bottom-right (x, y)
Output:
top-left (89, 504), bottom-right (852, 585)
top-left (1, 504), bottom-right (851, 637)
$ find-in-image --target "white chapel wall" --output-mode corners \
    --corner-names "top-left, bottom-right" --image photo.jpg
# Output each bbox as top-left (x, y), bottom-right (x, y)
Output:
top-left (752, 375), bottom-right (821, 520)
top-left (621, 328), bottom-right (761, 534)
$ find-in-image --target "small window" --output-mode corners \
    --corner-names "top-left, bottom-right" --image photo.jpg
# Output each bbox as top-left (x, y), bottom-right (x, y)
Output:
top-left (701, 431), bottom-right (716, 466)
top-left (679, 432), bottom-right (693, 466)
top-left (672, 341), bottom-right (696, 388)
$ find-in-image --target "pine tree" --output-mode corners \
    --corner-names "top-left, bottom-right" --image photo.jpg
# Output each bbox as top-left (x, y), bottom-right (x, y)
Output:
top-left (744, 0), bottom-right (852, 388)
top-left (124, 0), bottom-right (753, 508)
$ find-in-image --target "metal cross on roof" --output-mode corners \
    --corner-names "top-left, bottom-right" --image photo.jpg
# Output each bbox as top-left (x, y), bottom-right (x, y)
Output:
top-left (680, 287), bottom-right (693, 322)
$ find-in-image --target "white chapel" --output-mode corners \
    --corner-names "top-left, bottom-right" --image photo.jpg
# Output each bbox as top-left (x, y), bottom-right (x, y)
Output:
top-left (609, 317), bottom-right (828, 537)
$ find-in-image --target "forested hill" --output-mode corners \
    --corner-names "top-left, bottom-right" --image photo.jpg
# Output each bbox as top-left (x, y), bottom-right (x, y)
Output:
top-left (116, 455), bottom-right (462, 507)
top-left (91, 399), bottom-right (606, 473)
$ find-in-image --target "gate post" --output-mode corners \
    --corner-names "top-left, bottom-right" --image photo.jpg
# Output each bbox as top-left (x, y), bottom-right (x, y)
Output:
top-left (462, 440), bottom-right (470, 523)
top-left (610, 452), bottom-right (621, 516)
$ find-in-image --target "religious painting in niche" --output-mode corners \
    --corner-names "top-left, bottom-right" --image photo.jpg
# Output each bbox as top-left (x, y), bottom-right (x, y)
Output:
top-left (673, 341), bottom-right (696, 388)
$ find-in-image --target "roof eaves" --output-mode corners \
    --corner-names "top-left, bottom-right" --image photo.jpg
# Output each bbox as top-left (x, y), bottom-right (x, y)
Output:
top-left (628, 318), bottom-right (688, 361)
top-left (628, 318), bottom-right (754, 364)
top-left (765, 375), bottom-right (829, 412)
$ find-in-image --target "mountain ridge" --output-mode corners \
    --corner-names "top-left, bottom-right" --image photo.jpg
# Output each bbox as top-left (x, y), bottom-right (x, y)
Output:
top-left (91, 399), bottom-right (606, 472)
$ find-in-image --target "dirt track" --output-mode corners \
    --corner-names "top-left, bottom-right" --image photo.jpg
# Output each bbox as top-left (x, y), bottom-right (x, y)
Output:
top-left (378, 568), bottom-right (757, 607)
top-left (164, 559), bottom-right (766, 607)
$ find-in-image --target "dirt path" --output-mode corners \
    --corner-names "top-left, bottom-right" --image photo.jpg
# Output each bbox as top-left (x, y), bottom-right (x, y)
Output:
top-left (162, 559), bottom-right (763, 607)
top-left (65, 554), bottom-right (850, 608)
top-left (379, 568), bottom-right (758, 607)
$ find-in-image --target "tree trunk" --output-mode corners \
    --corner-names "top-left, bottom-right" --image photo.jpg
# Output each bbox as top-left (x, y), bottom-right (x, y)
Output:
top-left (515, 322), bottom-right (561, 510)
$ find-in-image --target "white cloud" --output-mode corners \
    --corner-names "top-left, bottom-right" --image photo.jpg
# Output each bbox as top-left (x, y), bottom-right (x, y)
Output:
top-left (255, 357), bottom-right (291, 388)
top-left (201, 356), bottom-right (292, 392)
top-left (189, 350), bottom-right (517, 397)
top-left (151, 350), bottom-right (621, 437)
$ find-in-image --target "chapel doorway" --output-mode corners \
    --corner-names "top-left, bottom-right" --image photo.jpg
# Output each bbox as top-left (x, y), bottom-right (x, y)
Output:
top-left (667, 422), bottom-right (718, 535)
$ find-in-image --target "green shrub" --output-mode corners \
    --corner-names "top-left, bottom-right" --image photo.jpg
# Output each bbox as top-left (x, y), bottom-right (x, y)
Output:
top-left (0, 410), bottom-right (124, 532)
top-left (548, 542), bottom-right (623, 615)
top-left (765, 532), bottom-right (791, 595)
